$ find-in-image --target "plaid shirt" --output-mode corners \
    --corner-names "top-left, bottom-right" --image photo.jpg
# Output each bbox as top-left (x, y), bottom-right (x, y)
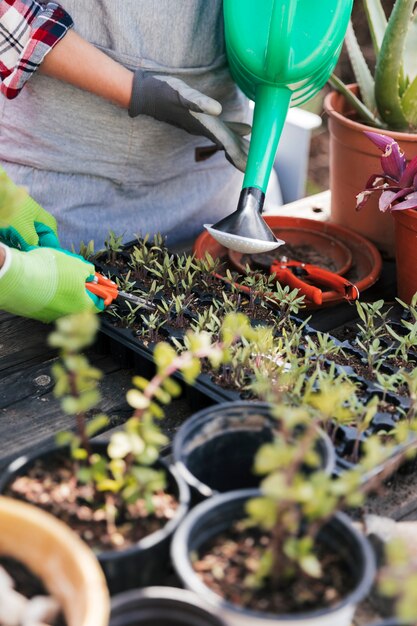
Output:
top-left (0, 0), bottom-right (73, 99)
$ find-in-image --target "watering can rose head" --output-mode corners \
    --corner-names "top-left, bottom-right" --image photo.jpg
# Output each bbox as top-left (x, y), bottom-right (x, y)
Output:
top-left (356, 131), bottom-right (417, 213)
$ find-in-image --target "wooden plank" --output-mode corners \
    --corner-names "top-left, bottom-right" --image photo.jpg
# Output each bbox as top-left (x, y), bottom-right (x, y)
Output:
top-left (0, 364), bottom-right (134, 470)
top-left (0, 317), bottom-right (54, 374)
top-left (0, 353), bottom-right (123, 410)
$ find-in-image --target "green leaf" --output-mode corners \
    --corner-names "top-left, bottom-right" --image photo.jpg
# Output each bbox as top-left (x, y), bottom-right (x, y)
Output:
top-left (132, 376), bottom-right (151, 391)
top-left (181, 357), bottom-right (201, 384)
top-left (72, 447), bottom-right (88, 461)
top-left (162, 377), bottom-right (182, 398)
top-left (108, 432), bottom-right (134, 459)
top-left (344, 20), bottom-right (376, 112)
top-left (300, 554), bottom-right (322, 578)
top-left (126, 389), bottom-right (150, 410)
top-left (55, 431), bottom-right (74, 446)
top-left (245, 496), bottom-right (277, 529)
top-left (85, 414), bottom-right (109, 438)
top-left (375, 0), bottom-right (415, 130)
top-left (328, 74), bottom-right (384, 128)
top-left (154, 342), bottom-right (177, 373)
top-left (401, 73), bottom-right (417, 127)
top-left (402, 8), bottom-right (417, 84)
top-left (363, 0), bottom-right (387, 55)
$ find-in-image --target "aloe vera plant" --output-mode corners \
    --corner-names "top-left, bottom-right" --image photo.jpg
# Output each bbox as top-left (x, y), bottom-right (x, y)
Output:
top-left (330, 0), bottom-right (417, 131)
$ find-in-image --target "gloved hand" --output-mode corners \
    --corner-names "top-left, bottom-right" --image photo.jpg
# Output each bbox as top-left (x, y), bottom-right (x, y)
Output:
top-left (128, 72), bottom-right (250, 172)
top-left (0, 244), bottom-right (104, 323)
top-left (0, 167), bottom-right (60, 251)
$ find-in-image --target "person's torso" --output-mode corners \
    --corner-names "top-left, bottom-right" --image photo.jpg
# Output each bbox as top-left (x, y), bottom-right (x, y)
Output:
top-left (0, 0), bottom-right (248, 185)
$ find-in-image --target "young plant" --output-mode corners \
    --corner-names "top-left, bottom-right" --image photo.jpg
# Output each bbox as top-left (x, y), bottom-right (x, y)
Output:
top-left (74, 239), bottom-right (95, 261)
top-left (49, 310), bottom-right (246, 545)
top-left (245, 407), bottom-right (411, 594)
top-left (355, 299), bottom-right (391, 374)
top-left (378, 537), bottom-right (417, 624)
top-left (304, 331), bottom-right (343, 366)
top-left (330, 0), bottom-right (417, 131)
top-left (193, 252), bottom-right (222, 291)
top-left (137, 310), bottom-right (167, 344)
top-left (103, 229), bottom-right (124, 265)
top-left (387, 295), bottom-right (417, 363)
top-left (265, 281), bottom-right (306, 329)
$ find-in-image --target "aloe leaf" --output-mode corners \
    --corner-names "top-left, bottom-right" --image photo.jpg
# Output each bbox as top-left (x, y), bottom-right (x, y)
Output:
top-left (344, 21), bottom-right (376, 113)
top-left (363, 0), bottom-right (387, 55)
top-left (401, 75), bottom-right (417, 129)
top-left (375, 0), bottom-right (414, 130)
top-left (403, 7), bottom-right (417, 83)
top-left (328, 74), bottom-right (385, 128)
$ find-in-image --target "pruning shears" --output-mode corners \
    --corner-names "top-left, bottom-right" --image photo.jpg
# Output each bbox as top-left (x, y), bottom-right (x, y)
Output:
top-left (86, 272), bottom-right (155, 310)
top-left (270, 260), bottom-right (359, 306)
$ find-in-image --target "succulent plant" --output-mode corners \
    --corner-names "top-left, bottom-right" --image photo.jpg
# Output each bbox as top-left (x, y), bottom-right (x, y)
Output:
top-left (330, 0), bottom-right (417, 131)
top-left (356, 131), bottom-right (417, 212)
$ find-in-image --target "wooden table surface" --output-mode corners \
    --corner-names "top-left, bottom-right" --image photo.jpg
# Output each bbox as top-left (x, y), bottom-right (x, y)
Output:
top-left (1, 308), bottom-right (415, 625)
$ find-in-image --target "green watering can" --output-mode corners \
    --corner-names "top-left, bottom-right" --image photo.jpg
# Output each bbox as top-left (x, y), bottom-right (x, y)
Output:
top-left (205, 0), bottom-right (353, 253)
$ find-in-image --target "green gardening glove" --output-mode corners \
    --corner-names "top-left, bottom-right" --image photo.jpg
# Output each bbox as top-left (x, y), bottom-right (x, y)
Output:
top-left (0, 168), bottom-right (60, 251)
top-left (0, 245), bottom-right (104, 322)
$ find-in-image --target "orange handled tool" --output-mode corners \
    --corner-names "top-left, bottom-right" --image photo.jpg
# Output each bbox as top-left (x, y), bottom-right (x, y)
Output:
top-left (86, 272), bottom-right (155, 310)
top-left (270, 260), bottom-right (359, 306)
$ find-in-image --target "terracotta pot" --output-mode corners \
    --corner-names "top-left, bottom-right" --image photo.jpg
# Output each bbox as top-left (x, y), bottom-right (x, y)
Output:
top-left (324, 86), bottom-right (417, 258)
top-left (394, 209), bottom-right (417, 304)
top-left (0, 496), bottom-right (109, 626)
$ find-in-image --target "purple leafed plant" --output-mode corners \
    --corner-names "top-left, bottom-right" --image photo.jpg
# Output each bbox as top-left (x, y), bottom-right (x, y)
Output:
top-left (356, 131), bottom-right (417, 213)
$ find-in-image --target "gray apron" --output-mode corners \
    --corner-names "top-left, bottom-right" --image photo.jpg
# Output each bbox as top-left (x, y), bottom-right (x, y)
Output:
top-left (0, 0), bottom-right (249, 250)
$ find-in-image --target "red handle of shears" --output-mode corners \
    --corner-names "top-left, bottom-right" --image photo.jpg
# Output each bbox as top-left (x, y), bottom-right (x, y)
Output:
top-left (270, 261), bottom-right (359, 305)
top-left (86, 272), bottom-right (119, 306)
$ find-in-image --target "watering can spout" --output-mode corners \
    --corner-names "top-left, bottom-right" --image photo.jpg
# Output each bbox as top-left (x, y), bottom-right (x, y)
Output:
top-left (205, 187), bottom-right (284, 254)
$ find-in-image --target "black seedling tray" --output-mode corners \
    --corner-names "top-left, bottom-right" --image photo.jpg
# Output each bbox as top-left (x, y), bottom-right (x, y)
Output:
top-left (93, 241), bottom-right (415, 475)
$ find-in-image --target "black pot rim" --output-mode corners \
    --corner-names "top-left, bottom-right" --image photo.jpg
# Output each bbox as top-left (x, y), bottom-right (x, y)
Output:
top-left (0, 442), bottom-right (190, 562)
top-left (171, 488), bottom-right (376, 622)
top-left (173, 401), bottom-right (336, 497)
top-left (110, 586), bottom-right (226, 624)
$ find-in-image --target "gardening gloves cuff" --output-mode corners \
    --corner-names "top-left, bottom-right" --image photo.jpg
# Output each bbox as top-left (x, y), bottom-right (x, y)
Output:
top-left (0, 167), bottom-right (60, 251)
top-left (128, 71), bottom-right (251, 172)
top-left (0, 244), bottom-right (104, 323)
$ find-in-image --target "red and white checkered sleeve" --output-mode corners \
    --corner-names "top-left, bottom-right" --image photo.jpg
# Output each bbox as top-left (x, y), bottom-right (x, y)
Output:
top-left (0, 0), bottom-right (73, 99)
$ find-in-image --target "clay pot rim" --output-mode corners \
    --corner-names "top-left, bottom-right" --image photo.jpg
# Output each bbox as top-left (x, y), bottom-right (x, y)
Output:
top-left (324, 85), bottom-right (417, 141)
top-left (393, 207), bottom-right (417, 228)
top-left (0, 495), bottom-right (109, 626)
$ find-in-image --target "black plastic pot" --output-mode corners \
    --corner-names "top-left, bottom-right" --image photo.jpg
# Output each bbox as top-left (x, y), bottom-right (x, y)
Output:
top-left (0, 442), bottom-right (190, 595)
top-left (171, 489), bottom-right (376, 626)
top-left (173, 401), bottom-right (336, 500)
top-left (110, 587), bottom-right (226, 626)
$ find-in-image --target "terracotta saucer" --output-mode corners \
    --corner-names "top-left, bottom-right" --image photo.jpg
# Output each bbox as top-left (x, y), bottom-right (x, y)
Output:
top-left (228, 227), bottom-right (352, 276)
top-left (193, 216), bottom-right (383, 308)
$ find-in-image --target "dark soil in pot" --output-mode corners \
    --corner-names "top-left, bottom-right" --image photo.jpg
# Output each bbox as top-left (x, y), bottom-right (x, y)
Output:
top-left (0, 556), bottom-right (66, 626)
top-left (3, 451), bottom-right (178, 553)
top-left (0, 443), bottom-right (190, 594)
top-left (193, 522), bottom-right (354, 614)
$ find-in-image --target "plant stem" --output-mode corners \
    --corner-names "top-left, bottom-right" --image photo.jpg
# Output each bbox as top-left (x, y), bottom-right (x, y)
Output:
top-left (68, 370), bottom-right (92, 457)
